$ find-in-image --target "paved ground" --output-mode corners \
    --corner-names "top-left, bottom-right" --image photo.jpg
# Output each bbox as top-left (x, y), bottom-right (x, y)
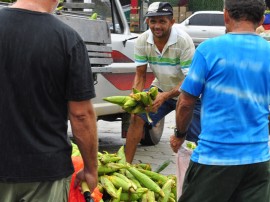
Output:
top-left (97, 111), bottom-right (177, 176)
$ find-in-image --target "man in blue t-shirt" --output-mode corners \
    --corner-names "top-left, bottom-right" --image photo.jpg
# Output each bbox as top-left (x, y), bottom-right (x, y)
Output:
top-left (170, 0), bottom-right (270, 201)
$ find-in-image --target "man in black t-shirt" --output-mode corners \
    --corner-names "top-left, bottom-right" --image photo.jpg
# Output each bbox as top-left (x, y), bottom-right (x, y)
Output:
top-left (0, 0), bottom-right (98, 201)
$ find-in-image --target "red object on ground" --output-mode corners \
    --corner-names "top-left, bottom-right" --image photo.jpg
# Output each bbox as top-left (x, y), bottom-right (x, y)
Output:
top-left (68, 156), bottom-right (102, 202)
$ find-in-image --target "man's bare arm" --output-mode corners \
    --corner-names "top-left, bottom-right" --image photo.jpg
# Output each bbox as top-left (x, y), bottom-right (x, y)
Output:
top-left (176, 91), bottom-right (197, 133)
top-left (68, 100), bottom-right (98, 193)
top-left (132, 64), bottom-right (148, 91)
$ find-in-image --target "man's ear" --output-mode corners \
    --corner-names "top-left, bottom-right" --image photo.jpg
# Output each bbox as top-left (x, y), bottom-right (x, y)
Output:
top-left (224, 9), bottom-right (230, 25)
top-left (258, 15), bottom-right (265, 27)
top-left (146, 18), bottom-right (149, 25)
top-left (171, 18), bottom-right (175, 25)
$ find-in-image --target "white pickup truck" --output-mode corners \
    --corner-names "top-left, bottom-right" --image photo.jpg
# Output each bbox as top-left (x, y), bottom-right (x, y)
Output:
top-left (0, 0), bottom-right (165, 145)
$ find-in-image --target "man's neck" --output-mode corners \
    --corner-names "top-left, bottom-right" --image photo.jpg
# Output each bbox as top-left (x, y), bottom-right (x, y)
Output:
top-left (153, 30), bottom-right (171, 52)
top-left (11, 0), bottom-right (51, 13)
top-left (228, 20), bottom-right (258, 33)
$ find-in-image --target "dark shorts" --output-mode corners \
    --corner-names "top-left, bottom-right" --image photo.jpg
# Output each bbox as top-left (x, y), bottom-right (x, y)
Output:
top-left (0, 176), bottom-right (71, 202)
top-left (179, 161), bottom-right (270, 202)
top-left (139, 94), bottom-right (201, 143)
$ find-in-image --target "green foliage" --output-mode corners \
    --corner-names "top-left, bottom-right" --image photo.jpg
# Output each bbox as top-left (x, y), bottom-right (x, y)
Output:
top-left (188, 0), bottom-right (223, 11)
top-left (148, 0), bottom-right (180, 7)
top-left (0, 0), bottom-right (16, 2)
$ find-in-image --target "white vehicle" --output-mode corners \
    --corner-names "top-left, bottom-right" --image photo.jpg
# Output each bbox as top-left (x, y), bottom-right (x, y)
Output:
top-left (176, 11), bottom-right (226, 46)
top-left (0, 0), bottom-right (164, 145)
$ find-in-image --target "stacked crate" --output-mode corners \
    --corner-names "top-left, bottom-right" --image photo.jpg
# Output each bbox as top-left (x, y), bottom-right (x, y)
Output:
top-left (173, 6), bottom-right (193, 23)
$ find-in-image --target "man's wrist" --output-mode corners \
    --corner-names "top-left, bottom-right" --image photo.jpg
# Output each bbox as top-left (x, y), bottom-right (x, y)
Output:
top-left (174, 128), bottom-right (187, 138)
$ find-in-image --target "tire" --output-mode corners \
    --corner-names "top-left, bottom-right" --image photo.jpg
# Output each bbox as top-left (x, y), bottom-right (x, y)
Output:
top-left (140, 118), bottom-right (165, 146)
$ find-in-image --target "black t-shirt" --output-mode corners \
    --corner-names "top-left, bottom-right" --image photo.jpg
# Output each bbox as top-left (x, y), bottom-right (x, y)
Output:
top-left (0, 8), bottom-right (96, 182)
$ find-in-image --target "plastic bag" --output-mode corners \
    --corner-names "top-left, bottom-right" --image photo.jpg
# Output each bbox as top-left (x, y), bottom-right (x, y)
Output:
top-left (69, 156), bottom-right (102, 202)
top-left (176, 141), bottom-right (194, 199)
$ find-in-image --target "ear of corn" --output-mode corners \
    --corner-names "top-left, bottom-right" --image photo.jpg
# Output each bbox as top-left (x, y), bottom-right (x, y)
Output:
top-left (111, 187), bottom-right (122, 202)
top-left (89, 12), bottom-right (98, 20)
top-left (73, 143), bottom-right (177, 201)
top-left (100, 176), bottom-right (118, 198)
top-left (107, 175), bottom-right (133, 192)
top-left (134, 163), bottom-right (152, 171)
top-left (81, 181), bottom-right (90, 193)
top-left (100, 153), bottom-right (122, 164)
top-left (98, 163), bottom-right (127, 175)
top-left (103, 86), bottom-right (158, 123)
top-left (154, 159), bottom-right (172, 173)
top-left (116, 146), bottom-right (126, 164)
top-left (158, 179), bottom-right (174, 202)
top-left (127, 167), bottom-right (164, 197)
top-left (113, 172), bottom-right (138, 191)
top-left (137, 168), bottom-right (168, 186)
top-left (130, 104), bottom-right (145, 114)
top-left (102, 96), bottom-right (132, 106)
top-left (149, 86), bottom-right (158, 100)
top-left (120, 192), bottom-right (143, 201)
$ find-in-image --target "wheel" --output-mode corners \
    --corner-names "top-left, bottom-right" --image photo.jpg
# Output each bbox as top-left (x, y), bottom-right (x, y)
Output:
top-left (140, 118), bottom-right (165, 146)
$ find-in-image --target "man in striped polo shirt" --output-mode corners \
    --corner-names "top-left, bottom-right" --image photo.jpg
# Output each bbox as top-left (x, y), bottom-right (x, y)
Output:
top-left (125, 2), bottom-right (201, 163)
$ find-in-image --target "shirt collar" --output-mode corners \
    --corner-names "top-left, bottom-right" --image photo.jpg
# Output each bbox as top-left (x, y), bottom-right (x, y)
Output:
top-left (146, 26), bottom-right (178, 46)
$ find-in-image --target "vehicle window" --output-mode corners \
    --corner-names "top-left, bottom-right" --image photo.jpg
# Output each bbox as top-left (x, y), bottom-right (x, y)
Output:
top-left (189, 14), bottom-right (211, 26)
top-left (91, 0), bottom-right (123, 34)
top-left (211, 14), bottom-right (225, 26)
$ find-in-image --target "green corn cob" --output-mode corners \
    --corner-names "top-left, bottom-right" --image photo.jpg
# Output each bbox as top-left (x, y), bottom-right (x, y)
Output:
top-left (149, 86), bottom-right (158, 100)
top-left (103, 96), bottom-right (132, 107)
top-left (127, 167), bottom-right (164, 197)
top-left (100, 176), bottom-right (118, 198)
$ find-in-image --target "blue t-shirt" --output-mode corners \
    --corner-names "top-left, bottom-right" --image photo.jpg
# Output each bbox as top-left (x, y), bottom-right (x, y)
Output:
top-left (181, 33), bottom-right (270, 165)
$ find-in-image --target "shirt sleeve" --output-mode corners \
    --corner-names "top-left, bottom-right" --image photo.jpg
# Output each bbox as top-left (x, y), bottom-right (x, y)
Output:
top-left (134, 35), bottom-right (148, 66)
top-left (180, 49), bottom-right (207, 97)
top-left (180, 32), bottom-right (195, 76)
top-left (66, 40), bottom-right (96, 101)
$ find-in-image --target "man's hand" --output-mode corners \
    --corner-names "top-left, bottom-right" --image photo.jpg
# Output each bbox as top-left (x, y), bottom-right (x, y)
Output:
top-left (170, 135), bottom-right (185, 153)
top-left (146, 92), bottom-right (165, 112)
top-left (74, 168), bottom-right (98, 193)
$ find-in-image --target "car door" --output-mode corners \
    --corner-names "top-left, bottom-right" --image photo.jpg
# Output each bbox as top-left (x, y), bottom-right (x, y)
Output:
top-left (185, 13), bottom-right (212, 45)
top-left (208, 13), bottom-right (226, 38)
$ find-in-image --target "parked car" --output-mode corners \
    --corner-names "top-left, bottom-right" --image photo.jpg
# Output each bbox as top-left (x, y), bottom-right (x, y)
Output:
top-left (176, 11), bottom-right (226, 46)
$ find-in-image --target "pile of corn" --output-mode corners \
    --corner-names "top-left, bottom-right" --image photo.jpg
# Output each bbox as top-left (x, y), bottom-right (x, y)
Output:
top-left (72, 143), bottom-right (177, 202)
top-left (103, 87), bottom-right (159, 123)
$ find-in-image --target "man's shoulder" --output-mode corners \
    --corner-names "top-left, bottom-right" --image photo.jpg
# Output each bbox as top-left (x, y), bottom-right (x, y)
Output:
top-left (136, 30), bottom-right (151, 43)
top-left (171, 25), bottom-right (194, 47)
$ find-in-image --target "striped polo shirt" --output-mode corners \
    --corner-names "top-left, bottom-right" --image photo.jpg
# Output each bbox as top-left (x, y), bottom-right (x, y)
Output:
top-left (134, 25), bottom-right (195, 96)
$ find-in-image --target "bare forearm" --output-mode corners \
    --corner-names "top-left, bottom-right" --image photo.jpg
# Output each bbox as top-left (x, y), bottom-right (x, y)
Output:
top-left (175, 93), bottom-right (196, 133)
top-left (133, 65), bottom-right (147, 91)
top-left (133, 74), bottom-right (146, 91)
top-left (69, 103), bottom-right (98, 172)
top-left (158, 81), bottom-right (182, 102)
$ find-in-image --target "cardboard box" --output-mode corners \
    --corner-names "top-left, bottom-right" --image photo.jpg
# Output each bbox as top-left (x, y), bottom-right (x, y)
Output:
top-left (173, 6), bottom-right (179, 14)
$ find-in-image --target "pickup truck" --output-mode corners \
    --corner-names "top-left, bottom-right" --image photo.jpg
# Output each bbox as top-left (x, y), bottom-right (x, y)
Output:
top-left (0, 0), bottom-right (165, 146)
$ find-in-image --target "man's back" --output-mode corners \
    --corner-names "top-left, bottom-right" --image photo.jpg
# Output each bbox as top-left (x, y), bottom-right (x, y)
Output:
top-left (0, 7), bottom-right (94, 182)
top-left (182, 33), bottom-right (270, 165)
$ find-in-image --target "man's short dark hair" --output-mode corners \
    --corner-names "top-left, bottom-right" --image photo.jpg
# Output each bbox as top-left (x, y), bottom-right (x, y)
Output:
top-left (224, 0), bottom-right (265, 24)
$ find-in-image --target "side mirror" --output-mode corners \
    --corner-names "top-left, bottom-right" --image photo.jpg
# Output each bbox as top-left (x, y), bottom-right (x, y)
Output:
top-left (185, 19), bottom-right (190, 25)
